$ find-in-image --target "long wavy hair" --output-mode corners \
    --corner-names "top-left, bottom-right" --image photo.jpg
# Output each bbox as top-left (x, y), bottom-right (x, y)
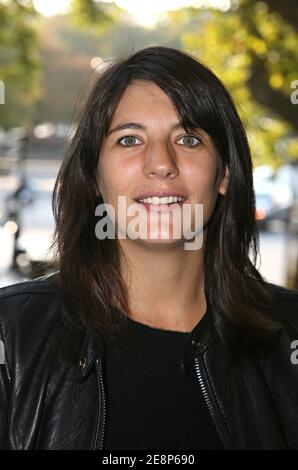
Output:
top-left (51, 45), bottom-right (282, 365)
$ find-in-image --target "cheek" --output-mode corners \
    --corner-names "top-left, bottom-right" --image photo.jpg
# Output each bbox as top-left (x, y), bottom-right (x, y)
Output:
top-left (186, 163), bottom-right (219, 201)
top-left (98, 157), bottom-right (137, 201)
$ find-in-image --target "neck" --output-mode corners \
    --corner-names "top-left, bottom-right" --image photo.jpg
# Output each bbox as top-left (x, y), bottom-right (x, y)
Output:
top-left (118, 236), bottom-right (207, 333)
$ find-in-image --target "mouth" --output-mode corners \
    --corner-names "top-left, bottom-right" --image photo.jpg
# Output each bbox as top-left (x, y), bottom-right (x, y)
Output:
top-left (133, 195), bottom-right (187, 213)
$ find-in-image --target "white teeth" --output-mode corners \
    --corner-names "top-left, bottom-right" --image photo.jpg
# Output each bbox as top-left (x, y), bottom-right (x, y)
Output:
top-left (138, 196), bottom-right (184, 205)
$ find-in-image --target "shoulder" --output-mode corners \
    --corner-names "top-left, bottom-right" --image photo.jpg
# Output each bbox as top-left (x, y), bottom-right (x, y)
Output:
top-left (0, 271), bottom-right (58, 301)
top-left (0, 272), bottom-right (60, 372)
top-left (268, 282), bottom-right (298, 331)
top-left (0, 271), bottom-right (59, 327)
top-left (269, 282), bottom-right (298, 305)
top-left (0, 270), bottom-right (59, 303)
top-left (260, 282), bottom-right (298, 369)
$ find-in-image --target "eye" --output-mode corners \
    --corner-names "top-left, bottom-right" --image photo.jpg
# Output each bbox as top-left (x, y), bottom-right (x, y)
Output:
top-left (117, 135), bottom-right (141, 147)
top-left (177, 135), bottom-right (201, 147)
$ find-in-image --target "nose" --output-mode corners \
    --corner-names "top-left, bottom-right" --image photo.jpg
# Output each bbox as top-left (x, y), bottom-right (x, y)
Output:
top-left (143, 140), bottom-right (179, 179)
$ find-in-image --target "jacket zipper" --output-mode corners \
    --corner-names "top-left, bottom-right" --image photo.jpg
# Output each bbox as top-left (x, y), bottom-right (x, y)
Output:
top-left (93, 357), bottom-right (107, 450)
top-left (194, 355), bottom-right (235, 450)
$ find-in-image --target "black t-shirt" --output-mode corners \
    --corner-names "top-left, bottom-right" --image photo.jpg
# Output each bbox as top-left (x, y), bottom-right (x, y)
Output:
top-left (102, 309), bottom-right (224, 450)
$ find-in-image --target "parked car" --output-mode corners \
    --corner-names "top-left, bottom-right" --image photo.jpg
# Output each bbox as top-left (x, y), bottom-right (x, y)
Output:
top-left (254, 164), bottom-right (296, 230)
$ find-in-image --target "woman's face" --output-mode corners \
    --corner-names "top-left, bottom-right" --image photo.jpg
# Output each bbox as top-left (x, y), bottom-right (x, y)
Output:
top-left (97, 80), bottom-right (228, 247)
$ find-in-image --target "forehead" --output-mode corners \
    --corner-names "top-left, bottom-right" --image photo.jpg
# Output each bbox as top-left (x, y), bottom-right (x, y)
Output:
top-left (106, 80), bottom-right (214, 144)
top-left (110, 80), bottom-right (178, 121)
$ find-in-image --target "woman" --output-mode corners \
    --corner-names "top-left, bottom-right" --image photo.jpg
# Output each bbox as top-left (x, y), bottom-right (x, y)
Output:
top-left (1, 46), bottom-right (298, 450)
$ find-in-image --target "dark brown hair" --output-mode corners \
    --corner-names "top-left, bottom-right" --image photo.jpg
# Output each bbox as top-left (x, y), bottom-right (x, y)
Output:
top-left (51, 45), bottom-right (282, 365)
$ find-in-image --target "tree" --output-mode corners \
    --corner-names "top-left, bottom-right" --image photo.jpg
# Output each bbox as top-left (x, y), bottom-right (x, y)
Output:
top-left (166, 0), bottom-right (298, 166)
top-left (0, 0), bottom-right (121, 129)
top-left (69, 0), bottom-right (122, 31)
top-left (261, 0), bottom-right (298, 33)
top-left (0, 0), bottom-right (39, 129)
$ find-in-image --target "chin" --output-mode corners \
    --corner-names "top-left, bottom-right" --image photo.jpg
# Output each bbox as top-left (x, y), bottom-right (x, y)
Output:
top-left (130, 235), bottom-right (186, 248)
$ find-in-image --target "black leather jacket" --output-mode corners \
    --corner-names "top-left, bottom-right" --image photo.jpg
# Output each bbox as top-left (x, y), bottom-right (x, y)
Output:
top-left (1, 273), bottom-right (298, 450)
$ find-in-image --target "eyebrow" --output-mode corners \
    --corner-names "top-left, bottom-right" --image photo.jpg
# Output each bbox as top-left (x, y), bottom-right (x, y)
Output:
top-left (107, 121), bottom-right (185, 137)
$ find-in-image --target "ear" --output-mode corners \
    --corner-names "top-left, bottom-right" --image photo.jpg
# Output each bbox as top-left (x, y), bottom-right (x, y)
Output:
top-left (218, 167), bottom-right (229, 195)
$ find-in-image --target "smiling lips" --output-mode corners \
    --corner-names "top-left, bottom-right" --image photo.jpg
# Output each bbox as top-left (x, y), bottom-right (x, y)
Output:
top-left (138, 195), bottom-right (184, 204)
top-left (135, 195), bottom-right (187, 213)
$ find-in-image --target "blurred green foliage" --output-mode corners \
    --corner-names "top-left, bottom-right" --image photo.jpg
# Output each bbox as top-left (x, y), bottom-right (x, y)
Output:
top-left (167, 0), bottom-right (298, 166)
top-left (0, 0), bottom-right (40, 128)
top-left (70, 0), bottom-right (122, 31)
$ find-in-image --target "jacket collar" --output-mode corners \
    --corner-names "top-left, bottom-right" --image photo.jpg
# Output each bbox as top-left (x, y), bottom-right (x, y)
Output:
top-left (76, 296), bottom-right (216, 381)
top-left (76, 326), bottom-right (106, 381)
top-left (180, 295), bottom-right (216, 377)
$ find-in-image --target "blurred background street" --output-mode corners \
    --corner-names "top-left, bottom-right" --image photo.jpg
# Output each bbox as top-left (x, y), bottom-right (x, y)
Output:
top-left (0, 0), bottom-right (297, 289)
